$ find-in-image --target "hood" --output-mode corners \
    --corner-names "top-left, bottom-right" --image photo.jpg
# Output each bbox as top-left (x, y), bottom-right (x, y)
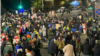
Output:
top-left (3, 38), bottom-right (6, 41)
top-left (85, 38), bottom-right (89, 44)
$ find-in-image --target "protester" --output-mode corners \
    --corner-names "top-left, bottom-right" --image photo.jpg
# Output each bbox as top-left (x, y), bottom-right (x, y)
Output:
top-left (1, 38), bottom-right (7, 53)
top-left (32, 34), bottom-right (41, 56)
top-left (48, 39), bottom-right (56, 56)
top-left (3, 42), bottom-right (13, 56)
top-left (76, 38), bottom-right (81, 56)
top-left (63, 41), bottom-right (74, 56)
top-left (55, 37), bottom-right (65, 56)
top-left (82, 39), bottom-right (92, 56)
top-left (15, 41), bottom-right (23, 56)
top-left (94, 40), bottom-right (100, 56)
top-left (70, 35), bottom-right (76, 56)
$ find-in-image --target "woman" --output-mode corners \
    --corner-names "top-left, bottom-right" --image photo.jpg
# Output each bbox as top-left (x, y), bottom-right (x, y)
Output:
top-left (63, 41), bottom-right (74, 56)
top-left (55, 37), bottom-right (65, 56)
top-left (25, 48), bottom-right (33, 56)
top-left (76, 38), bottom-right (81, 56)
top-left (3, 42), bottom-right (13, 56)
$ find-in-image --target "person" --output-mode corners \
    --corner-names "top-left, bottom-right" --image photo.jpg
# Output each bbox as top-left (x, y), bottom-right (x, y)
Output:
top-left (6, 50), bottom-right (13, 56)
top-left (65, 32), bottom-right (72, 45)
top-left (3, 42), bottom-right (13, 56)
top-left (70, 35), bottom-right (76, 56)
top-left (48, 39), bottom-right (56, 56)
top-left (17, 51), bottom-right (24, 56)
top-left (81, 39), bottom-right (92, 56)
top-left (15, 41), bottom-right (23, 56)
top-left (21, 36), bottom-right (29, 55)
top-left (55, 37), bottom-right (65, 56)
top-left (25, 48), bottom-right (33, 56)
top-left (1, 38), bottom-right (7, 53)
top-left (42, 25), bottom-right (46, 41)
top-left (63, 41), bottom-right (74, 56)
top-left (94, 40), bottom-right (100, 56)
top-left (48, 27), bottom-right (52, 44)
top-left (76, 38), bottom-right (81, 56)
top-left (32, 34), bottom-right (41, 56)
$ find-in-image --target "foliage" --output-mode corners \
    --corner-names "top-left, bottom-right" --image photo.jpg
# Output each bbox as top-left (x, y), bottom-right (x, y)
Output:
top-left (81, 0), bottom-right (88, 7)
top-left (44, 1), bottom-right (54, 8)
top-left (1, 4), bottom-right (7, 14)
top-left (63, 1), bottom-right (71, 9)
top-left (31, 0), bottom-right (42, 9)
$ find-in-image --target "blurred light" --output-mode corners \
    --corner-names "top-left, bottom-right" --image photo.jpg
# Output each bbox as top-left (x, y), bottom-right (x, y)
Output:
top-left (20, 9), bottom-right (24, 12)
top-left (15, 10), bottom-right (18, 14)
top-left (70, 1), bottom-right (79, 7)
top-left (18, 5), bottom-right (23, 9)
top-left (90, 7), bottom-right (93, 10)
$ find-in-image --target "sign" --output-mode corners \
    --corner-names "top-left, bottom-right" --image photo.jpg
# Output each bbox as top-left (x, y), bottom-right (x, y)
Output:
top-left (91, 0), bottom-right (96, 1)
top-left (23, 12), bottom-right (27, 15)
top-left (96, 8), bottom-right (100, 16)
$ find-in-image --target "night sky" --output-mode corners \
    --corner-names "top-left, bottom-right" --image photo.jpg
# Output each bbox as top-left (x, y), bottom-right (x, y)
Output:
top-left (1, 0), bottom-right (31, 10)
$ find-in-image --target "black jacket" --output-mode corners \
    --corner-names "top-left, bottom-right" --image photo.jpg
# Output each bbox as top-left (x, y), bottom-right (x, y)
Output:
top-left (70, 40), bottom-right (76, 49)
top-left (22, 39), bottom-right (29, 47)
top-left (82, 41), bottom-right (92, 54)
top-left (94, 44), bottom-right (100, 56)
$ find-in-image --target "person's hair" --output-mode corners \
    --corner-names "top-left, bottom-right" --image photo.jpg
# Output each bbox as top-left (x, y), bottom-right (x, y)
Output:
top-left (18, 41), bottom-right (21, 45)
top-left (17, 51), bottom-right (24, 56)
top-left (6, 41), bottom-right (11, 45)
top-left (72, 35), bottom-right (76, 38)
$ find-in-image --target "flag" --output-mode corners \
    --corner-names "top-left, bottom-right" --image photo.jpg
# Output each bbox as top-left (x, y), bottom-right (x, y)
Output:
top-left (0, 33), bottom-right (7, 45)
top-left (13, 36), bottom-right (19, 44)
top-left (38, 16), bottom-right (41, 19)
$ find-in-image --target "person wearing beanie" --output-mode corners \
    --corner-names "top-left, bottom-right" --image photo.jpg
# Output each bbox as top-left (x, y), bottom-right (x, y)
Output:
top-left (82, 38), bottom-right (92, 56)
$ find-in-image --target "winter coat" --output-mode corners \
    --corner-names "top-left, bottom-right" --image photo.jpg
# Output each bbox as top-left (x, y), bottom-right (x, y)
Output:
top-left (81, 41), bottom-right (92, 55)
top-left (15, 45), bottom-right (23, 56)
top-left (22, 39), bottom-right (29, 47)
top-left (22, 28), bottom-right (25, 34)
top-left (90, 37), bottom-right (95, 48)
top-left (71, 28), bottom-right (76, 33)
top-left (48, 29), bottom-right (52, 39)
top-left (63, 44), bottom-right (73, 56)
top-left (1, 38), bottom-right (7, 52)
top-left (77, 42), bottom-right (81, 54)
top-left (55, 40), bottom-right (65, 50)
top-left (70, 40), bottom-right (76, 49)
top-left (42, 27), bottom-right (46, 36)
top-left (3, 45), bottom-right (13, 56)
top-left (48, 39), bottom-right (56, 54)
top-left (94, 44), bottom-right (100, 56)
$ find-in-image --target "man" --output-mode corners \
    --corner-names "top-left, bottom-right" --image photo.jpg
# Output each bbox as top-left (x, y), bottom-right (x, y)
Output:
top-left (1, 38), bottom-right (7, 54)
top-left (70, 35), bottom-right (76, 56)
top-left (94, 40), bottom-right (100, 56)
top-left (21, 36), bottom-right (29, 55)
top-left (82, 39), bottom-right (92, 56)
top-left (32, 34), bottom-right (41, 56)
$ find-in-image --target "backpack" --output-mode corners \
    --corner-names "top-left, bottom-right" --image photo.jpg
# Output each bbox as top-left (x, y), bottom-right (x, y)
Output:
top-left (39, 40), bottom-right (43, 48)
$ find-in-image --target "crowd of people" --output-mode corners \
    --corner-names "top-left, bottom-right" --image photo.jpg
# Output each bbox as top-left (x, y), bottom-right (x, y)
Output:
top-left (1, 11), bottom-right (100, 56)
